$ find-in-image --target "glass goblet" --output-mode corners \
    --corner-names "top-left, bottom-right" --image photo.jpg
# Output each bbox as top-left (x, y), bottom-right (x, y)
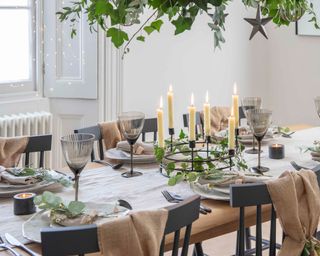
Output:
top-left (241, 97), bottom-right (262, 154)
top-left (118, 111), bottom-right (145, 178)
top-left (60, 133), bottom-right (95, 201)
top-left (315, 96), bottom-right (320, 119)
top-left (246, 109), bottom-right (272, 174)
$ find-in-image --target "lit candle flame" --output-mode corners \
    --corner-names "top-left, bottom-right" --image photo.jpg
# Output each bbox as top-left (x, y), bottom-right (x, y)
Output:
top-left (191, 93), bottom-right (194, 106)
top-left (233, 82), bottom-right (238, 95)
top-left (205, 91), bottom-right (209, 103)
top-left (160, 96), bottom-right (163, 108)
top-left (169, 84), bottom-right (173, 92)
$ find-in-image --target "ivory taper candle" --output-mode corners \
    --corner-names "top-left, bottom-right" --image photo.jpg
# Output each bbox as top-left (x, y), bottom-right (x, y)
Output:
top-left (203, 91), bottom-right (211, 137)
top-left (167, 85), bottom-right (174, 129)
top-left (189, 93), bottom-right (196, 141)
top-left (157, 96), bottom-right (164, 148)
top-left (228, 108), bottom-right (236, 149)
top-left (232, 82), bottom-right (239, 128)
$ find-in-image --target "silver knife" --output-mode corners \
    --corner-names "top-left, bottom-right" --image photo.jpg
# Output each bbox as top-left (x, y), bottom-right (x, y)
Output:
top-left (5, 233), bottom-right (39, 256)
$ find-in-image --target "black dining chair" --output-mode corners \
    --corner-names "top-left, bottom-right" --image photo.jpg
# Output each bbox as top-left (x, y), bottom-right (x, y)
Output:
top-left (230, 169), bottom-right (320, 256)
top-left (183, 112), bottom-right (204, 138)
top-left (74, 125), bottom-right (103, 162)
top-left (41, 195), bottom-right (200, 256)
top-left (24, 134), bottom-right (52, 168)
top-left (141, 117), bottom-right (158, 142)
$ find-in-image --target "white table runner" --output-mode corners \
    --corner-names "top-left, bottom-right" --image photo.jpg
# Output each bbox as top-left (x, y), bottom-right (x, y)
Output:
top-left (0, 127), bottom-right (319, 245)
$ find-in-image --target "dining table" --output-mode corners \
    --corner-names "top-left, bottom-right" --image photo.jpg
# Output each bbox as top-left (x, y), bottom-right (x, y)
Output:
top-left (0, 125), bottom-right (319, 256)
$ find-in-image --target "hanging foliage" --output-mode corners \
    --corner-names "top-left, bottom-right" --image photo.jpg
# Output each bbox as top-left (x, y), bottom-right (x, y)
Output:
top-left (57, 0), bottom-right (319, 53)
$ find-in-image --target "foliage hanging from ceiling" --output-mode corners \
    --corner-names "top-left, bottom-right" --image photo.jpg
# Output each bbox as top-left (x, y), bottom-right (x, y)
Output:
top-left (58, 0), bottom-right (319, 53)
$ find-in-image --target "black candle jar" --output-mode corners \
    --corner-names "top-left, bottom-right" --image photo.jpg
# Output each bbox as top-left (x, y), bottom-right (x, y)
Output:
top-left (269, 144), bottom-right (285, 159)
top-left (13, 193), bottom-right (36, 215)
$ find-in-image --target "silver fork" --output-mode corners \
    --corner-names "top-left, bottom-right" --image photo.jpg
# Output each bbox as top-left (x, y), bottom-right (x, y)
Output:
top-left (0, 236), bottom-right (21, 256)
top-left (161, 190), bottom-right (208, 215)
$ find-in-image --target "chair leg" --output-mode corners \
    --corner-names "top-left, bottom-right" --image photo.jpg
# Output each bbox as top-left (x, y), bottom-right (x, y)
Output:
top-left (245, 227), bottom-right (251, 250)
top-left (193, 242), bottom-right (207, 256)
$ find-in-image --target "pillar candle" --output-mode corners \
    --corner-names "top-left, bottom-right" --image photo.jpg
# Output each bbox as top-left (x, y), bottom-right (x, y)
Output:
top-left (232, 82), bottom-right (239, 128)
top-left (157, 96), bottom-right (164, 148)
top-left (167, 85), bottom-right (174, 129)
top-left (203, 91), bottom-right (211, 136)
top-left (228, 108), bottom-right (235, 149)
top-left (188, 93), bottom-right (196, 141)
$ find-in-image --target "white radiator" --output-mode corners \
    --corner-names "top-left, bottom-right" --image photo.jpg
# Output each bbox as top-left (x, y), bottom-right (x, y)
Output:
top-left (0, 112), bottom-right (53, 167)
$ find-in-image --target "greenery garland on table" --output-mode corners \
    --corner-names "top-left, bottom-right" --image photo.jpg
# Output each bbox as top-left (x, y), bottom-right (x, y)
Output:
top-left (57, 0), bottom-right (319, 53)
top-left (154, 129), bottom-right (248, 185)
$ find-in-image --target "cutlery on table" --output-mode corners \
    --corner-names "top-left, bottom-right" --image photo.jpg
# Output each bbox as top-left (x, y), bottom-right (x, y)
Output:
top-left (281, 132), bottom-right (295, 138)
top-left (118, 199), bottom-right (133, 210)
top-left (161, 190), bottom-right (210, 215)
top-left (0, 236), bottom-right (21, 256)
top-left (290, 161), bottom-right (320, 172)
top-left (5, 233), bottom-right (39, 256)
top-left (93, 160), bottom-right (124, 170)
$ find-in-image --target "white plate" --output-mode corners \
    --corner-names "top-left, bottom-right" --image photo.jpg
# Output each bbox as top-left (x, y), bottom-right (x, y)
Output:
top-left (105, 148), bottom-right (156, 164)
top-left (190, 182), bottom-right (230, 201)
top-left (22, 202), bottom-right (130, 243)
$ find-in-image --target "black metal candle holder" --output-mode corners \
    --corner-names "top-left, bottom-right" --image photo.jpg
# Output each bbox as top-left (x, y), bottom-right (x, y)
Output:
top-left (169, 128), bottom-right (175, 152)
top-left (159, 137), bottom-right (236, 176)
top-left (235, 127), bottom-right (239, 150)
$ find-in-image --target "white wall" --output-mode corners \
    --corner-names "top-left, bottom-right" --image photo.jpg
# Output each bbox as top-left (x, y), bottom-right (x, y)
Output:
top-left (263, 23), bottom-right (320, 126)
top-left (123, 2), bottom-right (268, 133)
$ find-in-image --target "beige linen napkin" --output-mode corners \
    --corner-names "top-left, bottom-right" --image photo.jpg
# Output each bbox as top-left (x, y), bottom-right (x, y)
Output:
top-left (0, 136), bottom-right (28, 168)
top-left (99, 122), bottom-right (124, 150)
top-left (201, 106), bottom-right (230, 135)
top-left (266, 170), bottom-right (320, 256)
top-left (116, 141), bottom-right (154, 155)
top-left (97, 209), bottom-right (168, 256)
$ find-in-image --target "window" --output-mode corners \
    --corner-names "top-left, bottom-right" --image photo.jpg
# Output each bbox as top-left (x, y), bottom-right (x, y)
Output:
top-left (0, 0), bottom-right (36, 94)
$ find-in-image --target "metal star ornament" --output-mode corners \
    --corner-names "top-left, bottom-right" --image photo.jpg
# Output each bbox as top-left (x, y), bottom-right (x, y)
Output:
top-left (244, 5), bottom-right (273, 40)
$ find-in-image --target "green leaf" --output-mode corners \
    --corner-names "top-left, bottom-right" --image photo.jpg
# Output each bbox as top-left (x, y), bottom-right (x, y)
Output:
top-left (179, 129), bottom-right (187, 140)
top-left (106, 27), bottom-right (128, 48)
top-left (144, 25), bottom-right (155, 35)
top-left (172, 16), bottom-right (193, 35)
top-left (187, 172), bottom-right (198, 182)
top-left (150, 20), bottom-right (163, 32)
top-left (168, 176), bottom-right (177, 186)
top-left (68, 201), bottom-right (86, 216)
top-left (95, 0), bottom-right (113, 15)
top-left (154, 145), bottom-right (165, 162)
top-left (208, 0), bottom-right (222, 6)
top-left (194, 0), bottom-right (207, 11)
top-left (167, 162), bottom-right (176, 172)
top-left (137, 35), bottom-right (145, 42)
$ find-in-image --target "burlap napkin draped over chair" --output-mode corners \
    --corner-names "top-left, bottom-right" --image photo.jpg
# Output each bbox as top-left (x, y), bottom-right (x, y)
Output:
top-left (266, 170), bottom-right (320, 256)
top-left (201, 106), bottom-right (230, 135)
top-left (97, 209), bottom-right (168, 256)
top-left (99, 121), bottom-right (124, 150)
top-left (0, 136), bottom-right (28, 168)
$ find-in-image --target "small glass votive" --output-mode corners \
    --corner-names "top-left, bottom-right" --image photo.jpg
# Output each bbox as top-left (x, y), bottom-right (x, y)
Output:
top-left (269, 144), bottom-right (285, 159)
top-left (13, 193), bottom-right (36, 215)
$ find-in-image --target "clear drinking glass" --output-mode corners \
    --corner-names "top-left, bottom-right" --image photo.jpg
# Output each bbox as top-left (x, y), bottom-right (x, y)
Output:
top-left (60, 133), bottom-right (95, 201)
top-left (241, 97), bottom-right (262, 154)
top-left (118, 111), bottom-right (145, 178)
top-left (315, 96), bottom-right (320, 118)
top-left (246, 109), bottom-right (272, 174)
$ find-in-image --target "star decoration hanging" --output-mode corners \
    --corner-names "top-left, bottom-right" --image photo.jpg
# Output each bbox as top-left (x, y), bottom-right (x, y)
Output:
top-left (244, 5), bottom-right (273, 40)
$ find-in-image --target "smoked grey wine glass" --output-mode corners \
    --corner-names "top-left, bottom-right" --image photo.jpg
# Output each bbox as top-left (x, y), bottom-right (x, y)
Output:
top-left (61, 133), bottom-right (95, 201)
top-left (246, 109), bottom-right (272, 174)
top-left (118, 111), bottom-right (145, 178)
top-left (315, 96), bottom-right (320, 119)
top-left (241, 97), bottom-right (262, 154)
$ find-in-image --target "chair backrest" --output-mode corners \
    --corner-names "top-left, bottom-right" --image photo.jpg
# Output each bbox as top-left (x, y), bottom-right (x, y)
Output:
top-left (230, 169), bottom-right (320, 256)
top-left (74, 125), bottom-right (103, 161)
top-left (142, 118), bottom-right (158, 142)
top-left (24, 134), bottom-right (52, 168)
top-left (41, 195), bottom-right (200, 256)
top-left (182, 112), bottom-right (203, 137)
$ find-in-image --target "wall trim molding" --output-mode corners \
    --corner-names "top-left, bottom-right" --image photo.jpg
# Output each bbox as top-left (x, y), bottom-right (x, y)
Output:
top-left (97, 29), bottom-right (123, 122)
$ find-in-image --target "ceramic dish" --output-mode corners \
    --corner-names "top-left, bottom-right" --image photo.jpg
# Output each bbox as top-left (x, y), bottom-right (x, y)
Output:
top-left (105, 148), bottom-right (156, 164)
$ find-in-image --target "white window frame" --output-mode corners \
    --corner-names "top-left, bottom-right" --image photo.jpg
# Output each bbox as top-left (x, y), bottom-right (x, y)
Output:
top-left (0, 0), bottom-right (42, 98)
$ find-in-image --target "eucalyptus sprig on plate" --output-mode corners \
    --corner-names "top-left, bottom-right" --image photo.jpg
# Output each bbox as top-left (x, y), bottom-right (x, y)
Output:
top-left (6, 167), bottom-right (72, 187)
top-left (154, 129), bottom-right (248, 186)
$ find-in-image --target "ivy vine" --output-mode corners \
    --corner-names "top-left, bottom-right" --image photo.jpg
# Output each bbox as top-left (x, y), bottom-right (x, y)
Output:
top-left (57, 0), bottom-right (319, 54)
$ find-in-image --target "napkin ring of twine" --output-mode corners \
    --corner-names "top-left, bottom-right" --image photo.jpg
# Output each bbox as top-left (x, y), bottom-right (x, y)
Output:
top-left (303, 236), bottom-right (320, 256)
